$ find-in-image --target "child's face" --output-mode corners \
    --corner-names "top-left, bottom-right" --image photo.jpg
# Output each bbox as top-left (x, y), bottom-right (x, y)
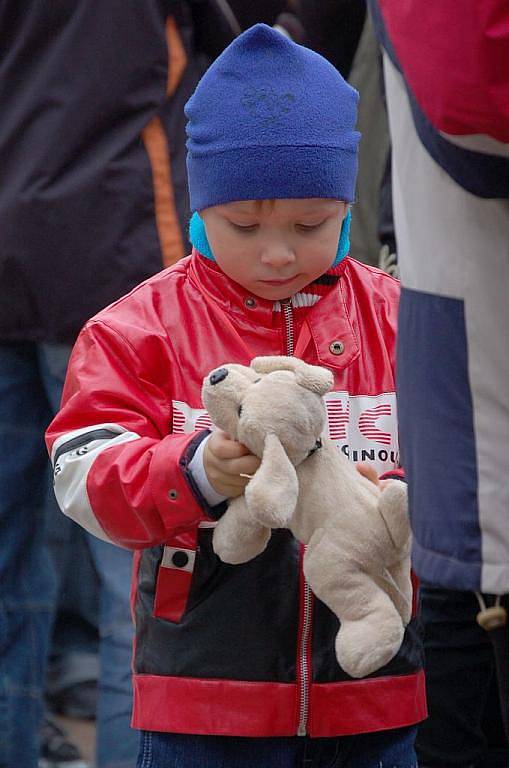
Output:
top-left (200, 199), bottom-right (347, 300)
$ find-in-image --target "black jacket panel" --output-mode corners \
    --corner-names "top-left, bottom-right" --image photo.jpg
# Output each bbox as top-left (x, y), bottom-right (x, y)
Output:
top-left (0, 0), bottom-right (171, 343)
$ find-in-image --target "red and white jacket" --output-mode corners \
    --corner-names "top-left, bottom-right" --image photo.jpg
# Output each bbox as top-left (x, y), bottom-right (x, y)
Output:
top-left (46, 251), bottom-right (426, 737)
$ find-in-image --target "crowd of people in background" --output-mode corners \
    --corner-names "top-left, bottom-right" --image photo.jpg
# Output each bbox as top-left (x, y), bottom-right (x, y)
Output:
top-left (1, 2), bottom-right (507, 767)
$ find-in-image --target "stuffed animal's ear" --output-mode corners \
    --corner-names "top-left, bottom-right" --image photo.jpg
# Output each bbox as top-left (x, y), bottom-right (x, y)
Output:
top-left (245, 433), bottom-right (298, 528)
top-left (251, 356), bottom-right (333, 396)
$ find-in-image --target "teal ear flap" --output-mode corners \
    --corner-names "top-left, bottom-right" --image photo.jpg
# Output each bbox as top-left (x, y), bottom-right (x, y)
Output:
top-left (333, 209), bottom-right (351, 266)
top-left (189, 211), bottom-right (215, 261)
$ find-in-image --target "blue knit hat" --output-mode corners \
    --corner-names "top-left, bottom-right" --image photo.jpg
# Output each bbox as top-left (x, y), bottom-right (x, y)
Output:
top-left (185, 24), bottom-right (360, 211)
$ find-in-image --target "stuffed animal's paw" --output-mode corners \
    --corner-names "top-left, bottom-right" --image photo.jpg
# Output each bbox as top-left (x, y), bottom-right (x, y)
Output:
top-left (378, 481), bottom-right (411, 552)
top-left (212, 520), bottom-right (271, 564)
top-left (335, 618), bottom-right (404, 678)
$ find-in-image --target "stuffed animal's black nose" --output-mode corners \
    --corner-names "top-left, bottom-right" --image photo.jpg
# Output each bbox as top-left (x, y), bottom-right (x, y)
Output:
top-left (209, 368), bottom-right (229, 385)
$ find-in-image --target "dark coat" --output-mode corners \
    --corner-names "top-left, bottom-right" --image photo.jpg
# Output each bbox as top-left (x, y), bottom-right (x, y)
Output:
top-left (0, 0), bottom-right (202, 344)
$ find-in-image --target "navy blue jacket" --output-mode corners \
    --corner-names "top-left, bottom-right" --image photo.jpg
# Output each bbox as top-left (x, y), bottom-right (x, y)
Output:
top-left (0, 0), bottom-right (202, 344)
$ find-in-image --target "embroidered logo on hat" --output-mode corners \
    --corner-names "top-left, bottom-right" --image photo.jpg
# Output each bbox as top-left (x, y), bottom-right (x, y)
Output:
top-left (241, 86), bottom-right (296, 125)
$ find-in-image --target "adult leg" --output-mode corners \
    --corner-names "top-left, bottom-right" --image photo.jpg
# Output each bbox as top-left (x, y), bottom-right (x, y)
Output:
top-left (416, 586), bottom-right (508, 768)
top-left (39, 343), bottom-right (100, 718)
top-left (338, 724), bottom-right (418, 768)
top-left (45, 517), bottom-right (100, 718)
top-left (87, 537), bottom-right (139, 768)
top-left (483, 670), bottom-right (509, 768)
top-left (40, 343), bottom-right (138, 766)
top-left (0, 342), bottom-right (57, 767)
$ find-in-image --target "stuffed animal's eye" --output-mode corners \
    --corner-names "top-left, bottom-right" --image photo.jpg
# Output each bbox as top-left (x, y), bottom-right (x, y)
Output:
top-left (237, 404), bottom-right (243, 417)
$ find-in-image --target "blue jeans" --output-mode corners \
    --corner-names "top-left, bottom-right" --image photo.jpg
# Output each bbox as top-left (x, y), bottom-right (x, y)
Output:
top-left (46, 492), bottom-right (101, 694)
top-left (136, 726), bottom-right (418, 767)
top-left (90, 536), bottom-right (139, 768)
top-left (0, 342), bottom-right (138, 768)
top-left (0, 342), bottom-right (59, 767)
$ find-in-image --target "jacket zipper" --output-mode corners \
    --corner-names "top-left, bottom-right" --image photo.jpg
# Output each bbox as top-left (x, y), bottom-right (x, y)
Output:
top-left (297, 573), bottom-right (312, 736)
top-left (281, 298), bottom-right (312, 736)
top-left (281, 299), bottom-right (295, 355)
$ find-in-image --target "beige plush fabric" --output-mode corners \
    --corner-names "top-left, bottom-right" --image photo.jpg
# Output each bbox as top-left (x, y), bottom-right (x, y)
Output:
top-left (202, 356), bottom-right (412, 678)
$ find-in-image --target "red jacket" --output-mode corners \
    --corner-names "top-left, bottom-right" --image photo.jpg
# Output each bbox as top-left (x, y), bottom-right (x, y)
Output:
top-left (46, 251), bottom-right (425, 737)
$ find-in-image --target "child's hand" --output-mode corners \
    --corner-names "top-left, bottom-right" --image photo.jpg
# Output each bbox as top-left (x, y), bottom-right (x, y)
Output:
top-left (356, 462), bottom-right (391, 490)
top-left (204, 430), bottom-right (261, 498)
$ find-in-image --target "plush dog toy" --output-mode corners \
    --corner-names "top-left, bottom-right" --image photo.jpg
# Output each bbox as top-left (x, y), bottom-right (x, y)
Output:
top-left (201, 356), bottom-right (412, 678)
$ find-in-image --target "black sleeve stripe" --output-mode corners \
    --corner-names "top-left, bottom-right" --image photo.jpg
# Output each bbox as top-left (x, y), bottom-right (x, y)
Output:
top-left (53, 429), bottom-right (122, 466)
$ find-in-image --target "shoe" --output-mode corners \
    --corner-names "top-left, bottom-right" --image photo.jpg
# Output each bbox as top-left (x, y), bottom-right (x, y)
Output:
top-left (47, 680), bottom-right (97, 720)
top-left (39, 716), bottom-right (90, 768)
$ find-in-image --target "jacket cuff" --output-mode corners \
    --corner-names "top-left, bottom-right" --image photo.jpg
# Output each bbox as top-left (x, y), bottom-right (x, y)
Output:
top-left (188, 432), bottom-right (229, 507)
top-left (180, 431), bottom-right (228, 520)
top-left (380, 467), bottom-right (406, 482)
top-left (149, 432), bottom-right (213, 532)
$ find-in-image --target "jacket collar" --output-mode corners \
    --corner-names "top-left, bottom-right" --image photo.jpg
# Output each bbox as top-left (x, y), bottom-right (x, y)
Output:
top-left (188, 249), bottom-right (360, 372)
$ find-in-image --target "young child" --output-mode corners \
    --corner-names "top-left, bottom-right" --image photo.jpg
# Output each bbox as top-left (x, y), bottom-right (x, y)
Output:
top-left (46, 24), bottom-right (425, 768)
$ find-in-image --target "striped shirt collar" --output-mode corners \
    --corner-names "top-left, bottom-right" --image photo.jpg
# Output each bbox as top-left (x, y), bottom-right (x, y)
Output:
top-left (273, 263), bottom-right (343, 312)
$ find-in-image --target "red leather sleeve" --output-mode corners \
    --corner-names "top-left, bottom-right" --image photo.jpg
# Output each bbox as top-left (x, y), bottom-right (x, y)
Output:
top-left (46, 320), bottom-right (210, 548)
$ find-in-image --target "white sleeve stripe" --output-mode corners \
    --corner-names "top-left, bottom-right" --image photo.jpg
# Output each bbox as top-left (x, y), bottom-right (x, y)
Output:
top-left (53, 428), bottom-right (141, 544)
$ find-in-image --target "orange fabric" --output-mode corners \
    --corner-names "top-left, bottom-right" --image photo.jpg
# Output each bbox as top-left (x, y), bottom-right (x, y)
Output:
top-left (166, 16), bottom-right (187, 97)
top-left (142, 16), bottom-right (188, 268)
top-left (142, 117), bottom-right (185, 267)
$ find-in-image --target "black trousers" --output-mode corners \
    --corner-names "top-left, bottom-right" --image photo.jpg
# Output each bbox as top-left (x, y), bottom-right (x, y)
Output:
top-left (417, 586), bottom-right (508, 768)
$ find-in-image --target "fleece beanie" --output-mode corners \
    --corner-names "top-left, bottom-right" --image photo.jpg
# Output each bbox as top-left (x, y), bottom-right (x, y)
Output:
top-left (185, 24), bottom-right (360, 211)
